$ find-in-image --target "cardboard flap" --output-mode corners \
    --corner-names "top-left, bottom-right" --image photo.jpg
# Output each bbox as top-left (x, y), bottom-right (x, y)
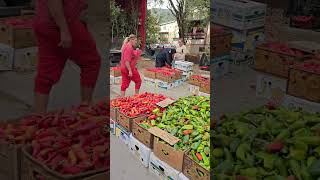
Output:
top-left (148, 127), bottom-right (180, 145)
top-left (156, 98), bottom-right (176, 108)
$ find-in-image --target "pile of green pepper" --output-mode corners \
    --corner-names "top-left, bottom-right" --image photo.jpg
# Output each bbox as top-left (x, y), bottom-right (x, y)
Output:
top-left (212, 106), bottom-right (320, 180)
top-left (140, 96), bottom-right (210, 170)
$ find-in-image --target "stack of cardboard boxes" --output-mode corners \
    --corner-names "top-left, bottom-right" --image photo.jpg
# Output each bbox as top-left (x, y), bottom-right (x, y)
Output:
top-left (0, 15), bottom-right (37, 72)
top-left (211, 0), bottom-right (267, 63)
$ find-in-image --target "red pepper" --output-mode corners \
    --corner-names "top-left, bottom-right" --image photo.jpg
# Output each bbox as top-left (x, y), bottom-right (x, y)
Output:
top-left (35, 130), bottom-right (56, 140)
top-left (73, 145), bottom-right (89, 161)
top-left (91, 138), bottom-right (107, 146)
top-left (48, 154), bottom-right (65, 169)
top-left (32, 143), bottom-right (41, 157)
top-left (183, 130), bottom-right (193, 135)
top-left (196, 153), bottom-right (203, 161)
top-left (74, 122), bottom-right (99, 135)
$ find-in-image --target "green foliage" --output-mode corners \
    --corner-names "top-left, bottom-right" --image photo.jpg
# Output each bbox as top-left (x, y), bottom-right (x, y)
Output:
top-left (146, 9), bottom-right (161, 44)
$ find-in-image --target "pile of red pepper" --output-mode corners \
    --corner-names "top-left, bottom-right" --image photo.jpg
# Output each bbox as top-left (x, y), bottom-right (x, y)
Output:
top-left (0, 102), bottom-right (109, 175)
top-left (110, 92), bottom-right (167, 118)
top-left (212, 26), bottom-right (226, 34)
top-left (266, 42), bottom-right (305, 57)
top-left (146, 67), bottom-right (181, 77)
top-left (2, 17), bottom-right (33, 29)
top-left (111, 67), bottom-right (121, 72)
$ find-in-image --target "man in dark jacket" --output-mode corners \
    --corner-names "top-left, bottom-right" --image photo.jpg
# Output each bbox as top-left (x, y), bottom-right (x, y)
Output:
top-left (155, 46), bottom-right (176, 67)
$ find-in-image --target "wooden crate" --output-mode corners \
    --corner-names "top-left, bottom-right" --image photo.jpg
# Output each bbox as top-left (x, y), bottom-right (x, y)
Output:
top-left (254, 43), bottom-right (309, 78)
top-left (183, 151), bottom-right (209, 180)
top-left (185, 54), bottom-right (200, 64)
top-left (21, 146), bottom-right (107, 180)
top-left (116, 110), bottom-right (146, 132)
top-left (0, 16), bottom-right (36, 48)
top-left (131, 118), bottom-right (153, 149)
top-left (287, 68), bottom-right (320, 103)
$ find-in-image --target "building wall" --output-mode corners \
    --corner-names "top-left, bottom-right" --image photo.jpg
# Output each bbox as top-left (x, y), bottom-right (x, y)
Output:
top-left (160, 21), bottom-right (179, 42)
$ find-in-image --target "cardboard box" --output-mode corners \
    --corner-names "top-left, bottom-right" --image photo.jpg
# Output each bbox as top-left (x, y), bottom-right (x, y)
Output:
top-left (256, 72), bottom-right (287, 101)
top-left (110, 69), bottom-right (121, 77)
top-left (153, 137), bottom-right (185, 172)
top-left (211, 59), bottom-right (230, 78)
top-left (0, 43), bottom-right (14, 70)
top-left (198, 91), bottom-right (210, 97)
top-left (211, 0), bottom-right (267, 30)
top-left (200, 82), bottom-right (210, 94)
top-left (156, 80), bottom-right (175, 90)
top-left (132, 119), bottom-right (154, 148)
top-left (144, 69), bottom-right (157, 79)
top-left (173, 79), bottom-right (184, 88)
top-left (254, 43), bottom-right (309, 78)
top-left (282, 95), bottom-right (320, 113)
top-left (188, 84), bottom-right (200, 95)
top-left (178, 173), bottom-right (189, 180)
top-left (0, 143), bottom-right (21, 180)
top-left (0, 16), bottom-right (36, 48)
top-left (21, 146), bottom-right (107, 180)
top-left (156, 72), bottom-right (175, 83)
top-left (173, 61), bottom-right (194, 72)
top-left (149, 153), bottom-right (180, 180)
top-left (116, 109), bottom-right (146, 132)
top-left (287, 68), bottom-right (320, 103)
top-left (183, 151), bottom-right (210, 180)
top-left (110, 118), bottom-right (116, 135)
top-left (128, 134), bottom-right (152, 168)
top-left (229, 27), bottom-right (265, 52)
top-left (116, 124), bottom-right (130, 145)
top-left (110, 76), bottom-right (121, 84)
top-left (13, 46), bottom-right (37, 71)
top-left (110, 106), bottom-right (117, 121)
top-left (211, 27), bottom-right (233, 58)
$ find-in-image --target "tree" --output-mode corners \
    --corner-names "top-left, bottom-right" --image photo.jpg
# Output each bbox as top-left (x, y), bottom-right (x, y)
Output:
top-left (153, 0), bottom-right (210, 41)
top-left (146, 9), bottom-right (161, 45)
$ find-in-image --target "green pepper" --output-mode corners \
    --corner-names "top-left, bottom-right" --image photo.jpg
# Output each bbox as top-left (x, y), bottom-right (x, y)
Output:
top-left (152, 108), bottom-right (160, 114)
top-left (264, 175), bottom-right (286, 180)
top-left (311, 123), bottom-right (320, 131)
top-left (151, 120), bottom-right (156, 126)
top-left (157, 123), bottom-right (166, 129)
top-left (289, 148), bottom-right (306, 161)
top-left (224, 148), bottom-right (233, 161)
top-left (295, 136), bottom-right (320, 146)
top-left (293, 141), bottom-right (308, 152)
top-left (191, 130), bottom-right (199, 137)
top-left (215, 160), bottom-right (234, 174)
top-left (182, 135), bottom-right (189, 144)
top-left (170, 127), bottom-right (178, 136)
top-left (293, 128), bottom-right (311, 137)
top-left (256, 152), bottom-right (276, 170)
top-left (200, 151), bottom-right (209, 167)
top-left (289, 121), bottom-right (306, 132)
top-left (309, 159), bottom-right (320, 177)
top-left (192, 141), bottom-right (201, 150)
top-left (212, 148), bottom-right (223, 158)
top-left (191, 150), bottom-right (200, 163)
top-left (236, 143), bottom-right (250, 161)
top-left (275, 157), bottom-right (288, 177)
top-left (202, 132), bottom-right (210, 141)
top-left (301, 163), bottom-right (312, 180)
top-left (197, 144), bottom-right (205, 152)
top-left (193, 134), bottom-right (203, 142)
top-left (314, 146), bottom-right (320, 157)
top-left (239, 168), bottom-right (258, 177)
top-left (140, 123), bottom-right (150, 129)
top-left (308, 157), bottom-right (317, 167)
top-left (289, 160), bottom-right (302, 180)
top-left (204, 147), bottom-right (210, 156)
top-left (276, 129), bottom-right (290, 140)
top-left (182, 125), bottom-right (193, 130)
